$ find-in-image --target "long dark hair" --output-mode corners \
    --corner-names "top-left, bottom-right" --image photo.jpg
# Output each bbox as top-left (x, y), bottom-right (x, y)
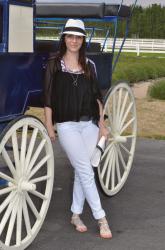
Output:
top-left (57, 34), bottom-right (91, 79)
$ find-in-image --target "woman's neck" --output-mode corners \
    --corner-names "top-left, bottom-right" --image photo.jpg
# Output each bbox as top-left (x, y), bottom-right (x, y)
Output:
top-left (63, 51), bottom-right (81, 71)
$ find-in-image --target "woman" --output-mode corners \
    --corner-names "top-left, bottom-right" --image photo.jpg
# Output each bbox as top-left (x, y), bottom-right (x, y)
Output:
top-left (44, 19), bottom-right (112, 239)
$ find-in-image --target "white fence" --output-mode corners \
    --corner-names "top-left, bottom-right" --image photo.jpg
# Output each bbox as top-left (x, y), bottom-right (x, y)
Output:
top-left (94, 38), bottom-right (165, 55)
top-left (38, 36), bottom-right (165, 55)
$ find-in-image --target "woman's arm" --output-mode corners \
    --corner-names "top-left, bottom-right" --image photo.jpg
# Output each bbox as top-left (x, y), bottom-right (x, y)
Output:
top-left (89, 60), bottom-right (109, 139)
top-left (97, 99), bottom-right (109, 139)
top-left (44, 107), bottom-right (56, 141)
top-left (43, 58), bottom-right (56, 141)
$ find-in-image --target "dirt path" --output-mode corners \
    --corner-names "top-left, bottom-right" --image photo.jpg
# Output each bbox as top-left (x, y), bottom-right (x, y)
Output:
top-left (132, 81), bottom-right (151, 99)
top-left (131, 79), bottom-right (165, 138)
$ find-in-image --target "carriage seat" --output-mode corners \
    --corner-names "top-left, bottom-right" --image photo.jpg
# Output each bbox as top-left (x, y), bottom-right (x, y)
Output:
top-left (36, 2), bottom-right (131, 18)
top-left (35, 40), bottom-right (101, 53)
top-left (88, 52), bottom-right (112, 90)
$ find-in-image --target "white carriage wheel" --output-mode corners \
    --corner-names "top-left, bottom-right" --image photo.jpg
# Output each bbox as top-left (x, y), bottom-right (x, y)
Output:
top-left (97, 82), bottom-right (137, 196)
top-left (0, 115), bottom-right (54, 250)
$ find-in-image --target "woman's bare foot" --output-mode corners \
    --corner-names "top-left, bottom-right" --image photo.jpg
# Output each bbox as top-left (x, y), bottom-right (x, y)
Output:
top-left (98, 217), bottom-right (112, 239)
top-left (71, 214), bottom-right (87, 233)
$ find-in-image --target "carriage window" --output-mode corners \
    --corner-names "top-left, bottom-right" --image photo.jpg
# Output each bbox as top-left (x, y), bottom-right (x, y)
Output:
top-left (8, 4), bottom-right (33, 52)
top-left (0, 5), bottom-right (3, 43)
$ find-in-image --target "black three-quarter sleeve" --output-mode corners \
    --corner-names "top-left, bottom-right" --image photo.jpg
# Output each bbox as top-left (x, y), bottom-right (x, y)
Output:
top-left (89, 60), bottom-right (103, 104)
top-left (43, 58), bottom-right (56, 108)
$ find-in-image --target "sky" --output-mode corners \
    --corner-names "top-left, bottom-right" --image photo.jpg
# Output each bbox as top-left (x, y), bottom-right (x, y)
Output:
top-left (37, 1), bottom-right (165, 7)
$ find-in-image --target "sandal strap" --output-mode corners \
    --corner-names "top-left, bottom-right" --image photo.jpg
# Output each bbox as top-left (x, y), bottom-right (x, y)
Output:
top-left (71, 216), bottom-right (86, 227)
top-left (98, 221), bottom-right (112, 235)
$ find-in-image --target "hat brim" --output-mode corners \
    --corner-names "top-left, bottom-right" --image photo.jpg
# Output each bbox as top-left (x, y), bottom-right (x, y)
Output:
top-left (62, 31), bottom-right (86, 37)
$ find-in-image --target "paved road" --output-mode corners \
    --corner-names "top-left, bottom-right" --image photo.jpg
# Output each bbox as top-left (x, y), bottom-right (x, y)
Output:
top-left (28, 138), bottom-right (165, 250)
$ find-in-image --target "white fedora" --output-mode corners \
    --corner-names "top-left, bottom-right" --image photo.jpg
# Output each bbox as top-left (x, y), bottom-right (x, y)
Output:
top-left (62, 19), bottom-right (86, 37)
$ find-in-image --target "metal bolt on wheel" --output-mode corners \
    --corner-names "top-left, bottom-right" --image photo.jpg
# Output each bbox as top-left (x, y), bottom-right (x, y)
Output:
top-left (97, 82), bottom-right (137, 196)
top-left (0, 116), bottom-right (54, 249)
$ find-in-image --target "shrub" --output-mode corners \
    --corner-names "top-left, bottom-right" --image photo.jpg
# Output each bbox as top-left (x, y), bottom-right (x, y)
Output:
top-left (148, 80), bottom-right (165, 100)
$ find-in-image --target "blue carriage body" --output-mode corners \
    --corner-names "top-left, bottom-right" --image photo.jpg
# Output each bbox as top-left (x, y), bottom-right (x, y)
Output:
top-left (0, 53), bottom-right (44, 122)
top-left (0, 0), bottom-right (135, 128)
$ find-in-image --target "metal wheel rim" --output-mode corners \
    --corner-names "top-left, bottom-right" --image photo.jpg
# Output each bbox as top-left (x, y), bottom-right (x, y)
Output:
top-left (0, 116), bottom-right (54, 249)
top-left (97, 82), bottom-right (137, 196)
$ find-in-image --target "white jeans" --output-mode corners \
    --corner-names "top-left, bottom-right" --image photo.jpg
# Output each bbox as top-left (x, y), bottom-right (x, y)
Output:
top-left (56, 120), bottom-right (105, 220)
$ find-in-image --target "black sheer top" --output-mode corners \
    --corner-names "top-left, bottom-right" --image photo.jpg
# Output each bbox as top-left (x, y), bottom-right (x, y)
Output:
top-left (44, 56), bottom-right (102, 124)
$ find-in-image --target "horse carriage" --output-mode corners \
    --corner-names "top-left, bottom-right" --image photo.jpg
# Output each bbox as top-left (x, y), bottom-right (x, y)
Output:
top-left (0, 0), bottom-right (137, 249)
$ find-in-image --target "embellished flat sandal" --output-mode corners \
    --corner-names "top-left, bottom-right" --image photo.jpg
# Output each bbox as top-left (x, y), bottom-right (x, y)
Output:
top-left (71, 215), bottom-right (87, 233)
top-left (98, 219), bottom-right (112, 239)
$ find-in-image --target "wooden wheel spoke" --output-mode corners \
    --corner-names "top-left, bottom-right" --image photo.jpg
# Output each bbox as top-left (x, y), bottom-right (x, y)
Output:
top-left (0, 194), bottom-right (17, 236)
top-left (5, 197), bottom-right (19, 246)
top-left (20, 125), bottom-right (28, 172)
top-left (101, 147), bottom-right (113, 179)
top-left (25, 192), bottom-right (41, 219)
top-left (118, 91), bottom-right (129, 124)
top-left (116, 144), bottom-right (127, 170)
top-left (120, 143), bottom-right (132, 156)
top-left (0, 191), bottom-right (16, 214)
top-left (25, 128), bottom-right (39, 171)
top-left (31, 175), bottom-right (50, 184)
top-left (120, 117), bottom-right (135, 135)
top-left (114, 146), bottom-right (121, 183)
top-left (125, 135), bottom-right (135, 138)
top-left (29, 190), bottom-right (47, 200)
top-left (105, 148), bottom-right (114, 189)
top-left (101, 142), bottom-right (113, 161)
top-left (29, 154), bottom-right (51, 180)
top-left (23, 196), bottom-right (32, 236)
top-left (16, 196), bottom-right (23, 246)
top-left (119, 102), bottom-right (133, 131)
top-left (106, 105), bottom-right (114, 133)
top-left (12, 131), bottom-right (20, 175)
top-left (112, 92), bottom-right (117, 128)
top-left (0, 186), bottom-right (16, 196)
top-left (2, 148), bottom-right (17, 178)
top-left (111, 149), bottom-right (116, 190)
top-left (0, 172), bottom-right (16, 184)
top-left (116, 88), bottom-right (123, 129)
top-left (26, 139), bottom-right (46, 175)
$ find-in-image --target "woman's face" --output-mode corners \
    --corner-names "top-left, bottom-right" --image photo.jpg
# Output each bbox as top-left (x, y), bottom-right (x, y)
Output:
top-left (65, 34), bottom-right (84, 53)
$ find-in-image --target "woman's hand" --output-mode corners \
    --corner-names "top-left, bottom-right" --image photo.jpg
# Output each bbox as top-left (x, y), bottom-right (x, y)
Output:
top-left (46, 123), bottom-right (56, 142)
top-left (44, 107), bottom-right (55, 142)
top-left (97, 99), bottom-right (109, 139)
top-left (98, 121), bottom-right (109, 139)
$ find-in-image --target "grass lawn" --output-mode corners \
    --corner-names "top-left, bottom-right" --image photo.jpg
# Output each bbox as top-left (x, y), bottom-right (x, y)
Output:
top-left (112, 53), bottom-right (165, 84)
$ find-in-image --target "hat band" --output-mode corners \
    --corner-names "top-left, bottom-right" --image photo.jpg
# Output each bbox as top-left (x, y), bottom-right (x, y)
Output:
top-left (63, 27), bottom-right (86, 35)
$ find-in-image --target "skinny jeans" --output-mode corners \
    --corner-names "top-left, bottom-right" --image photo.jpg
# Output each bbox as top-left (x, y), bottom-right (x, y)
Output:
top-left (56, 120), bottom-right (105, 220)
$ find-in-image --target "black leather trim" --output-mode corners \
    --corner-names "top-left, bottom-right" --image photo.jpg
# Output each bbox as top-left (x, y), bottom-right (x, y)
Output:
top-left (36, 2), bottom-right (130, 18)
top-left (105, 5), bottom-right (131, 17)
top-left (36, 3), bottom-right (105, 18)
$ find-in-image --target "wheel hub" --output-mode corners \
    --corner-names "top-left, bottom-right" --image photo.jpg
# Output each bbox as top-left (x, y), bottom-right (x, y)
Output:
top-left (114, 135), bottom-right (127, 143)
top-left (8, 179), bottom-right (36, 192)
